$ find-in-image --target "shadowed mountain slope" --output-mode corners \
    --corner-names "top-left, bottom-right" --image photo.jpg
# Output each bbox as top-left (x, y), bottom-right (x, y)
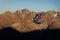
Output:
top-left (0, 27), bottom-right (60, 40)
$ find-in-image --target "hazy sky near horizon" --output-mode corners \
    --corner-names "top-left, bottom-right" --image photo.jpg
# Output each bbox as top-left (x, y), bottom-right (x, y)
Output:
top-left (0, 0), bottom-right (60, 13)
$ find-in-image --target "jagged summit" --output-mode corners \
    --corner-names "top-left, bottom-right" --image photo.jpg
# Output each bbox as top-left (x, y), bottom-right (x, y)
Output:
top-left (15, 9), bottom-right (30, 13)
top-left (21, 8), bottom-right (29, 12)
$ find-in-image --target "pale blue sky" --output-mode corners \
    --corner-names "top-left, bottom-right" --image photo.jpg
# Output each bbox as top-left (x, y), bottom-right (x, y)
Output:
top-left (0, 0), bottom-right (60, 13)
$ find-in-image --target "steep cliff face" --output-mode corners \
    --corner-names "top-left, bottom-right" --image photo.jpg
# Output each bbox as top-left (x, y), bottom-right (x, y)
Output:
top-left (0, 9), bottom-right (60, 32)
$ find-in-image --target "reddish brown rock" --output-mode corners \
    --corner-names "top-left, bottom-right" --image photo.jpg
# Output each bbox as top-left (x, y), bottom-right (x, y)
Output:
top-left (0, 9), bottom-right (60, 32)
top-left (11, 12), bottom-right (48, 32)
top-left (38, 10), bottom-right (58, 24)
top-left (49, 16), bottom-right (60, 29)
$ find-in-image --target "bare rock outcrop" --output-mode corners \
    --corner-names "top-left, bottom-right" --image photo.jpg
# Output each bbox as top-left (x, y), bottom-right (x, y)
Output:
top-left (0, 9), bottom-right (60, 32)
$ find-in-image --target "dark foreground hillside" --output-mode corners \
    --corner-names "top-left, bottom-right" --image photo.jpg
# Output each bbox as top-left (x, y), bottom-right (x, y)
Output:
top-left (0, 27), bottom-right (60, 40)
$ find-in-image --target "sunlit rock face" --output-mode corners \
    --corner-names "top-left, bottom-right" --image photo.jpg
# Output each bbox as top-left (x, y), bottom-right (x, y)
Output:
top-left (0, 11), bottom-right (14, 29)
top-left (14, 9), bottom-right (30, 24)
top-left (49, 16), bottom-right (60, 29)
top-left (11, 11), bottom-right (48, 32)
top-left (0, 11), bottom-right (23, 29)
top-left (0, 9), bottom-right (60, 32)
top-left (23, 12), bottom-right (48, 32)
top-left (37, 10), bottom-right (58, 24)
top-left (47, 11), bottom-right (60, 29)
top-left (37, 10), bottom-right (60, 29)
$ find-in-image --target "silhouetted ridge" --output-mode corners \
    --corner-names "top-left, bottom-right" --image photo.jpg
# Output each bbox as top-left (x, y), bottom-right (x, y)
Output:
top-left (0, 27), bottom-right (20, 32)
top-left (0, 27), bottom-right (60, 40)
top-left (0, 27), bottom-right (22, 37)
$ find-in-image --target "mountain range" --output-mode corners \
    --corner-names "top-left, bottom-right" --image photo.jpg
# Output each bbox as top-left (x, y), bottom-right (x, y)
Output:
top-left (0, 9), bottom-right (60, 32)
